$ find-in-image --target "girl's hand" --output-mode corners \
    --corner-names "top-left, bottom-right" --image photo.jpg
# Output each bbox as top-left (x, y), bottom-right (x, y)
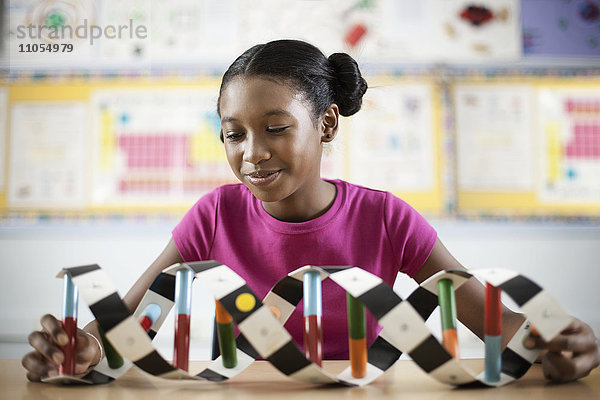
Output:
top-left (21, 314), bottom-right (101, 382)
top-left (524, 318), bottom-right (599, 382)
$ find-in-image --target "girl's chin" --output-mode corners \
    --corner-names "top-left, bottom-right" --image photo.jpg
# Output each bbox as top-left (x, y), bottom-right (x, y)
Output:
top-left (247, 187), bottom-right (284, 203)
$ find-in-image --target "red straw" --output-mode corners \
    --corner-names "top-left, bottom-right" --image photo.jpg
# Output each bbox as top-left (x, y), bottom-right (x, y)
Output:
top-left (485, 283), bottom-right (502, 336)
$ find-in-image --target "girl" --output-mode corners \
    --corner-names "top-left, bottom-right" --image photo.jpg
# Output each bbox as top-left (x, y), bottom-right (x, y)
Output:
top-left (23, 40), bottom-right (598, 383)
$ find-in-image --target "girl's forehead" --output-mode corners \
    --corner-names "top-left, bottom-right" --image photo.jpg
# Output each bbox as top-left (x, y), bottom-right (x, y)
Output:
top-left (222, 75), bottom-right (294, 96)
top-left (220, 76), bottom-right (309, 116)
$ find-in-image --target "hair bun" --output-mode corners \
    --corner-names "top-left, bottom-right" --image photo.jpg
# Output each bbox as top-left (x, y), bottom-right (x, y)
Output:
top-left (328, 53), bottom-right (368, 116)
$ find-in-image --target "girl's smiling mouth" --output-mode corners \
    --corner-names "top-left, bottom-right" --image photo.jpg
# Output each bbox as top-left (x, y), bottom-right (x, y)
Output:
top-left (244, 169), bottom-right (282, 186)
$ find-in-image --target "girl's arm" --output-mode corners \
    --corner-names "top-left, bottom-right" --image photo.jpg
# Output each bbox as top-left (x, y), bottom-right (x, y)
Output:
top-left (413, 238), bottom-right (525, 348)
top-left (413, 238), bottom-right (599, 382)
top-left (82, 238), bottom-right (183, 356)
top-left (111, 238), bottom-right (182, 314)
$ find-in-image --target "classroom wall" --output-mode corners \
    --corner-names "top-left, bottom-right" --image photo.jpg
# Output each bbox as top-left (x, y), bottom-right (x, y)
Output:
top-left (2, 0), bottom-right (600, 362)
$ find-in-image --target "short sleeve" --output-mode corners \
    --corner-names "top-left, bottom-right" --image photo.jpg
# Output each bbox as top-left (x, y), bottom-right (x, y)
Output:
top-left (384, 192), bottom-right (437, 278)
top-left (172, 187), bottom-right (220, 262)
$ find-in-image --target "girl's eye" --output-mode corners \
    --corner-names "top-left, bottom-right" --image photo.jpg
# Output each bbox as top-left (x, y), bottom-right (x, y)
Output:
top-left (266, 126), bottom-right (289, 134)
top-left (224, 132), bottom-right (243, 141)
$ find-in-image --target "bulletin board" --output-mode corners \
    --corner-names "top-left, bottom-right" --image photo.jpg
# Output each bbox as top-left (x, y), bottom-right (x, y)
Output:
top-left (0, 76), bottom-right (444, 217)
top-left (454, 78), bottom-right (600, 216)
top-left (1, 78), bottom-right (239, 215)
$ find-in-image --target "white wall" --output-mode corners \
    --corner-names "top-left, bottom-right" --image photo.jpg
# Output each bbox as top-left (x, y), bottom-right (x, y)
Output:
top-left (1, 220), bottom-right (599, 360)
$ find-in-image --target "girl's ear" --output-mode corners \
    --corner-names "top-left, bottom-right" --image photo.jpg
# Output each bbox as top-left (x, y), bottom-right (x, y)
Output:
top-left (320, 104), bottom-right (339, 142)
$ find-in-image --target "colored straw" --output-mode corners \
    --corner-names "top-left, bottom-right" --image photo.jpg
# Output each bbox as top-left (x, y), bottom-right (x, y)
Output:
top-left (437, 279), bottom-right (460, 358)
top-left (97, 324), bottom-right (124, 369)
top-left (60, 274), bottom-right (78, 376)
top-left (215, 299), bottom-right (237, 368)
top-left (138, 303), bottom-right (161, 333)
top-left (174, 268), bottom-right (193, 371)
top-left (347, 292), bottom-right (367, 378)
top-left (485, 282), bottom-right (502, 382)
top-left (303, 270), bottom-right (323, 366)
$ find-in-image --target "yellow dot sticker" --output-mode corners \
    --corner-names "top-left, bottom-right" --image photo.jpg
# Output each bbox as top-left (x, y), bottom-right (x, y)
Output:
top-left (235, 293), bottom-right (256, 312)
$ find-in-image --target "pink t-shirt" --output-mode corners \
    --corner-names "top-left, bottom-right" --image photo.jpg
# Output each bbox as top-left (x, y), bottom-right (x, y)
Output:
top-left (172, 179), bottom-right (437, 359)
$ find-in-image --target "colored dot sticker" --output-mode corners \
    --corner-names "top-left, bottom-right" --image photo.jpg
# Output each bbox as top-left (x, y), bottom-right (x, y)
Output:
top-left (268, 305), bottom-right (281, 320)
top-left (235, 293), bottom-right (256, 312)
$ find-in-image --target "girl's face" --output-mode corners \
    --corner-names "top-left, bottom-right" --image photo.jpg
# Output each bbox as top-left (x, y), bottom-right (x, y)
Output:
top-left (219, 76), bottom-right (333, 204)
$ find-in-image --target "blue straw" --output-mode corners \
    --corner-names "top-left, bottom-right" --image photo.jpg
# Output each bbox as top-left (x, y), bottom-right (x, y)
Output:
top-left (62, 274), bottom-right (78, 319)
top-left (303, 270), bottom-right (322, 317)
top-left (175, 269), bottom-right (193, 315)
top-left (485, 334), bottom-right (502, 382)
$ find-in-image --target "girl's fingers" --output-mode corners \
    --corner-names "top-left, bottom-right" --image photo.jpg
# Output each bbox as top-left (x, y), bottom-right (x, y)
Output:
top-left (24, 332), bottom-right (98, 379)
top-left (26, 372), bottom-right (41, 382)
top-left (526, 331), bottom-right (598, 354)
top-left (27, 331), bottom-right (63, 365)
top-left (22, 351), bottom-right (58, 381)
top-left (543, 351), bottom-right (600, 382)
top-left (524, 319), bottom-right (597, 353)
top-left (40, 314), bottom-right (68, 346)
top-left (548, 332), bottom-right (598, 354)
top-left (524, 318), bottom-right (599, 382)
top-left (75, 331), bottom-right (96, 364)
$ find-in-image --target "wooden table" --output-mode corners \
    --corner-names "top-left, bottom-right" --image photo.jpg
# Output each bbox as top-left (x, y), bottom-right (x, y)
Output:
top-left (2, 359), bottom-right (599, 400)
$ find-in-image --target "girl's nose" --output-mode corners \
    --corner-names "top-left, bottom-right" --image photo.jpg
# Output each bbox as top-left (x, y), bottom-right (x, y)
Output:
top-left (242, 133), bottom-right (272, 164)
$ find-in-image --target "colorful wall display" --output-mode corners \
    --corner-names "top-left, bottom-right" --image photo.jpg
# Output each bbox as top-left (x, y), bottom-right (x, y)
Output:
top-left (90, 86), bottom-right (236, 207)
top-left (537, 86), bottom-right (600, 204)
top-left (0, 77), bottom-right (444, 215)
top-left (2, 0), bottom-right (523, 72)
top-left (454, 80), bottom-right (600, 215)
top-left (345, 79), bottom-right (441, 211)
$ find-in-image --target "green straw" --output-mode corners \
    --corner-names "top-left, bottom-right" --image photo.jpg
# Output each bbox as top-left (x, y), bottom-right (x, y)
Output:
top-left (346, 293), bottom-right (366, 340)
top-left (438, 279), bottom-right (457, 331)
top-left (97, 324), bottom-right (124, 369)
top-left (217, 321), bottom-right (237, 368)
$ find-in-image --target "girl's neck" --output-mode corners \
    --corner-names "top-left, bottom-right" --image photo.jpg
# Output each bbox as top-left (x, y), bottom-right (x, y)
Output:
top-left (261, 179), bottom-right (337, 222)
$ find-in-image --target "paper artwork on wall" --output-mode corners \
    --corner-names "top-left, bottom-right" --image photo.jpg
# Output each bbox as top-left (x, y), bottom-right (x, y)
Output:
top-left (346, 82), bottom-right (436, 193)
top-left (8, 101), bottom-right (88, 208)
top-left (454, 84), bottom-right (536, 191)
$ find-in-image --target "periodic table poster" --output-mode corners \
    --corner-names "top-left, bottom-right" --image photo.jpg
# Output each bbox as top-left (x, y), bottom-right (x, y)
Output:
top-left (538, 87), bottom-right (600, 204)
top-left (90, 86), bottom-right (237, 207)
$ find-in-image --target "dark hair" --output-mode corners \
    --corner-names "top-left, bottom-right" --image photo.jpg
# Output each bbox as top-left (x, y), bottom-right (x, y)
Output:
top-left (217, 39), bottom-right (368, 131)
